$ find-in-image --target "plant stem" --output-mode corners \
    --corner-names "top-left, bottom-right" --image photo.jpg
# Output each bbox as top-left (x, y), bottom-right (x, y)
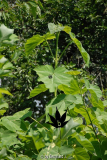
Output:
top-left (31, 117), bottom-right (49, 132)
top-left (58, 41), bottom-right (72, 61)
top-left (45, 40), bottom-right (54, 59)
top-left (55, 32), bottom-right (59, 69)
top-left (60, 128), bottom-right (61, 139)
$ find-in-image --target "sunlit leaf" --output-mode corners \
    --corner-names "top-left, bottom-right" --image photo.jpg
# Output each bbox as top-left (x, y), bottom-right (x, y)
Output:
top-left (34, 65), bottom-right (71, 92)
top-left (29, 84), bottom-right (48, 98)
top-left (0, 88), bottom-right (12, 96)
top-left (25, 32), bottom-right (55, 56)
top-left (73, 147), bottom-right (90, 160)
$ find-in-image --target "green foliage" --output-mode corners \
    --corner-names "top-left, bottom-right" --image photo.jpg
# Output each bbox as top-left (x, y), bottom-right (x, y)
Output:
top-left (0, 1), bottom-right (107, 159)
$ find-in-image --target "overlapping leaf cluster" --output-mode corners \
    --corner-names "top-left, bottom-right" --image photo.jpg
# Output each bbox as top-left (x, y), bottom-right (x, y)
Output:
top-left (1, 19), bottom-right (107, 160)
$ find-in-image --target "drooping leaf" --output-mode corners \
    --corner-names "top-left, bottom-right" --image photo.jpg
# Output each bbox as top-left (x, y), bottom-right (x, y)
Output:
top-left (34, 65), bottom-right (71, 92)
top-left (67, 32), bottom-right (90, 67)
top-left (63, 26), bottom-right (71, 34)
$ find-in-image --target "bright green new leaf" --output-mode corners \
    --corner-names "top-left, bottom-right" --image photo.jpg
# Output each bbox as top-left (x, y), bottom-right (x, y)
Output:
top-left (58, 79), bottom-right (80, 95)
top-left (63, 26), bottom-right (71, 34)
top-left (29, 84), bottom-right (48, 98)
top-left (0, 88), bottom-right (12, 96)
top-left (68, 32), bottom-right (90, 67)
top-left (34, 65), bottom-right (72, 92)
top-left (0, 102), bottom-right (8, 109)
top-left (48, 23), bottom-right (64, 34)
top-left (25, 32), bottom-right (55, 55)
top-left (66, 70), bottom-right (81, 75)
top-left (73, 147), bottom-right (90, 160)
top-left (0, 110), bottom-right (6, 115)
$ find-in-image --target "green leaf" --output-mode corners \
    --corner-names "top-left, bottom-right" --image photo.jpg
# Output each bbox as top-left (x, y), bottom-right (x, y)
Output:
top-left (46, 95), bottom-right (77, 122)
top-left (0, 88), bottom-right (12, 96)
top-left (0, 147), bottom-right (7, 158)
top-left (0, 129), bottom-right (21, 147)
top-left (103, 100), bottom-right (107, 106)
top-left (28, 1), bottom-right (41, 18)
top-left (0, 102), bottom-right (8, 109)
top-left (66, 70), bottom-right (81, 75)
top-left (68, 32), bottom-right (90, 67)
top-left (29, 84), bottom-right (48, 98)
top-left (0, 24), bottom-right (14, 43)
top-left (74, 134), bottom-right (95, 153)
top-left (58, 146), bottom-right (74, 155)
top-left (88, 84), bottom-right (102, 98)
top-left (73, 147), bottom-right (90, 160)
top-left (11, 51), bottom-right (22, 62)
top-left (60, 118), bottom-right (79, 140)
top-left (37, 146), bottom-right (71, 160)
top-left (25, 32), bottom-right (55, 56)
top-left (3, 34), bottom-right (19, 45)
top-left (74, 105), bottom-right (99, 126)
top-left (48, 23), bottom-right (64, 34)
top-left (7, 108), bottom-right (32, 120)
top-left (3, 61), bottom-right (14, 70)
top-left (0, 109), bottom-right (6, 115)
top-left (63, 26), bottom-right (71, 34)
top-left (58, 79), bottom-right (80, 95)
top-left (1, 117), bottom-right (21, 132)
top-left (34, 65), bottom-right (71, 92)
top-left (52, 94), bottom-right (77, 107)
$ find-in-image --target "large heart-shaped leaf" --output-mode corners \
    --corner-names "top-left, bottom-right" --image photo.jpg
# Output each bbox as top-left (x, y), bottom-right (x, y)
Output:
top-left (34, 65), bottom-right (72, 92)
